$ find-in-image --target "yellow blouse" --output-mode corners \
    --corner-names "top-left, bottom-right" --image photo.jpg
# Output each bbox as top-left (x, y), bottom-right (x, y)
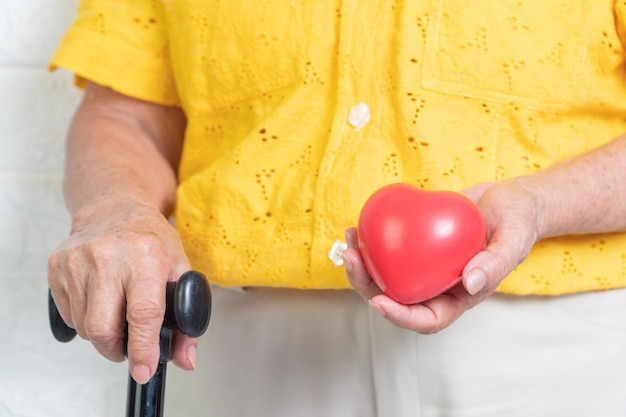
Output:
top-left (51, 0), bottom-right (626, 295)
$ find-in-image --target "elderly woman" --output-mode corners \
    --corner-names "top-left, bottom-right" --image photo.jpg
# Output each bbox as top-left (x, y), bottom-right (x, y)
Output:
top-left (48, 1), bottom-right (626, 416)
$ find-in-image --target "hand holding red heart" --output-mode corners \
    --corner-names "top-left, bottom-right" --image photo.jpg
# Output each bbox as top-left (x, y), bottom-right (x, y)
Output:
top-left (344, 180), bottom-right (541, 333)
top-left (357, 183), bottom-right (486, 304)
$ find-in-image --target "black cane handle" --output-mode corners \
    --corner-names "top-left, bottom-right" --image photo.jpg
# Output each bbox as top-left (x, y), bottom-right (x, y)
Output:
top-left (164, 271), bottom-right (212, 338)
top-left (48, 270), bottom-right (212, 344)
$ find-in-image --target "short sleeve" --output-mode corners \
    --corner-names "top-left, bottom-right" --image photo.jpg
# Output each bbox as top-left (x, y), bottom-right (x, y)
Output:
top-left (49, 0), bottom-right (180, 107)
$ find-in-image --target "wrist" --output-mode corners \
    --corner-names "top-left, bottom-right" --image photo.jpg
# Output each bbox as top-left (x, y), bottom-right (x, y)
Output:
top-left (512, 173), bottom-right (564, 241)
top-left (69, 192), bottom-right (162, 231)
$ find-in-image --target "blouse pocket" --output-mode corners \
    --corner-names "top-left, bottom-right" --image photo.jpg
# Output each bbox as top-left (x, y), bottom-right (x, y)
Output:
top-left (168, 0), bottom-right (305, 113)
top-left (421, 0), bottom-right (586, 111)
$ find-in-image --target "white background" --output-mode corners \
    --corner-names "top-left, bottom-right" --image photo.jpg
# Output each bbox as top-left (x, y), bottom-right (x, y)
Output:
top-left (0, 2), bottom-right (127, 416)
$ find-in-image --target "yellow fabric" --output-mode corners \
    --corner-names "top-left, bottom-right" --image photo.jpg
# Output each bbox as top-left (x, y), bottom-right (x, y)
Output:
top-left (51, 0), bottom-right (626, 295)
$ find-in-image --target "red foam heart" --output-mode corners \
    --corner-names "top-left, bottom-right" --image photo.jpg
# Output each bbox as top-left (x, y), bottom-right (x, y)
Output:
top-left (357, 183), bottom-right (486, 304)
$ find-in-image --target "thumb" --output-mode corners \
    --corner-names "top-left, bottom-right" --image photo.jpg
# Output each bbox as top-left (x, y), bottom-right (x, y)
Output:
top-left (461, 233), bottom-right (530, 297)
top-left (461, 250), bottom-right (501, 297)
top-left (172, 333), bottom-right (198, 371)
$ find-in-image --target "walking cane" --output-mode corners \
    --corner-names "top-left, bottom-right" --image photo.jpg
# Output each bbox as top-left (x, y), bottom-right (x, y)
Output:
top-left (48, 271), bottom-right (212, 417)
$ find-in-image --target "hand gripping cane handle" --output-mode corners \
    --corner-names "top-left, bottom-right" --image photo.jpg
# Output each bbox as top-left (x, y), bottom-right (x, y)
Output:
top-left (48, 271), bottom-right (212, 417)
top-left (48, 271), bottom-right (211, 342)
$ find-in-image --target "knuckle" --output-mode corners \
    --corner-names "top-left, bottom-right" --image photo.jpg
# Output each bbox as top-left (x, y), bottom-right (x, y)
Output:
top-left (47, 274), bottom-right (64, 295)
top-left (74, 325), bottom-right (89, 341)
top-left (126, 298), bottom-right (164, 325)
top-left (47, 249), bottom-right (77, 289)
top-left (133, 234), bottom-right (170, 264)
top-left (46, 251), bottom-right (61, 274)
top-left (416, 323), bottom-right (444, 335)
top-left (134, 233), bottom-right (162, 251)
top-left (426, 323), bottom-right (445, 334)
top-left (84, 320), bottom-right (125, 362)
top-left (87, 239), bottom-right (120, 270)
top-left (63, 247), bottom-right (92, 277)
top-left (89, 233), bottom-right (170, 275)
top-left (84, 318), bottom-right (114, 343)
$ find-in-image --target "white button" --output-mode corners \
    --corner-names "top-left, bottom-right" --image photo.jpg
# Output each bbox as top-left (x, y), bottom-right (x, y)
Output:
top-left (348, 102), bottom-right (370, 131)
top-left (328, 240), bottom-right (348, 267)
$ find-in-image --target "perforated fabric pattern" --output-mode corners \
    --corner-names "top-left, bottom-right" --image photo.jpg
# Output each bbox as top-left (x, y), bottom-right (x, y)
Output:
top-left (51, 0), bottom-right (626, 295)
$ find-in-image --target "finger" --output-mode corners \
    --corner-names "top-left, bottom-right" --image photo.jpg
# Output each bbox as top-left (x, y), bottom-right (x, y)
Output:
top-left (84, 276), bottom-right (126, 362)
top-left (66, 271), bottom-right (90, 340)
top-left (343, 247), bottom-right (383, 300)
top-left (171, 332), bottom-right (198, 371)
top-left (125, 274), bottom-right (166, 384)
top-left (369, 285), bottom-right (477, 334)
top-left (345, 227), bottom-right (359, 248)
top-left (344, 228), bottom-right (385, 300)
top-left (48, 286), bottom-right (74, 330)
top-left (462, 227), bottom-right (532, 297)
top-left (47, 252), bottom-right (75, 330)
top-left (48, 270), bottom-right (73, 329)
top-left (48, 258), bottom-right (89, 337)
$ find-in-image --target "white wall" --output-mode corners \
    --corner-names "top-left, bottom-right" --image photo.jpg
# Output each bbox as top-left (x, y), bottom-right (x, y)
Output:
top-left (0, 2), bottom-right (127, 416)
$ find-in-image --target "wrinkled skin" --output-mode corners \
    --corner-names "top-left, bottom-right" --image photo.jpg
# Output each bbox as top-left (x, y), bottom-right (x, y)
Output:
top-left (48, 83), bottom-right (191, 384)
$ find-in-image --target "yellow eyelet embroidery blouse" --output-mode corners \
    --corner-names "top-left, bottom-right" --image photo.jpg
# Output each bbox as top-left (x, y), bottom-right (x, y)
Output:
top-left (51, 0), bottom-right (626, 296)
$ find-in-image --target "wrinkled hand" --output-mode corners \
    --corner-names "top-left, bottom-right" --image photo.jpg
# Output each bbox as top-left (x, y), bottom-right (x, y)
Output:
top-left (344, 179), bottom-right (541, 333)
top-left (47, 198), bottom-right (195, 383)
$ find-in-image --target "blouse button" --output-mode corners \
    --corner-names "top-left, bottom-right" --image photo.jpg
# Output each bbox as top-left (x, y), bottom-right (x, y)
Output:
top-left (348, 102), bottom-right (370, 131)
top-left (328, 240), bottom-right (348, 267)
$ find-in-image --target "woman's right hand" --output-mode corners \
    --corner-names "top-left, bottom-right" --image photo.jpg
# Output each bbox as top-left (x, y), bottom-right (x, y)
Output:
top-left (47, 197), bottom-right (194, 384)
top-left (47, 82), bottom-right (191, 384)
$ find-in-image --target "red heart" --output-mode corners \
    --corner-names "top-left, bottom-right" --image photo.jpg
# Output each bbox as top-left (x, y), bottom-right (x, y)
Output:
top-left (357, 183), bottom-right (486, 304)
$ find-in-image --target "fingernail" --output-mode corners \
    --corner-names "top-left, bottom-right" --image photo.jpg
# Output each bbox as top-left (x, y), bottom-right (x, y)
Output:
top-left (131, 364), bottom-right (151, 385)
top-left (369, 299), bottom-right (387, 317)
top-left (466, 269), bottom-right (486, 295)
top-left (186, 345), bottom-right (197, 371)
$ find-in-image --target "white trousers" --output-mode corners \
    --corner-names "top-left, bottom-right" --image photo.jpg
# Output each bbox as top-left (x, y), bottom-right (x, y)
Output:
top-left (166, 286), bottom-right (626, 417)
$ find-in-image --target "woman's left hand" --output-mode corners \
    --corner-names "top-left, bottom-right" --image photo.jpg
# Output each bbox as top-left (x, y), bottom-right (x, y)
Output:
top-left (343, 179), bottom-right (541, 333)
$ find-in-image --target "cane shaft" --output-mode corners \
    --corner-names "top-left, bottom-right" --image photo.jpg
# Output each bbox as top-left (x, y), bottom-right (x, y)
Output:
top-left (126, 361), bottom-right (167, 417)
